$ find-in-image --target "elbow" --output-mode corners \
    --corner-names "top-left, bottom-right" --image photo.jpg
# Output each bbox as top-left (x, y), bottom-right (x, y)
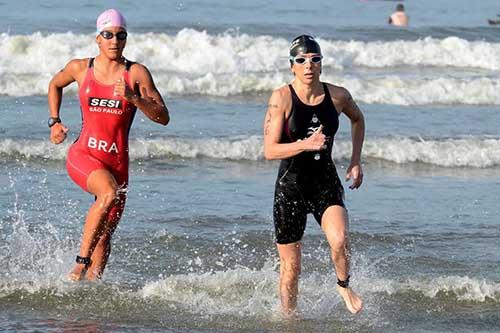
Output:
top-left (263, 148), bottom-right (277, 161)
top-left (158, 110), bottom-right (170, 126)
top-left (48, 79), bottom-right (57, 93)
top-left (263, 148), bottom-right (271, 160)
top-left (353, 113), bottom-right (365, 127)
top-left (160, 116), bottom-right (169, 126)
top-left (48, 79), bottom-right (64, 95)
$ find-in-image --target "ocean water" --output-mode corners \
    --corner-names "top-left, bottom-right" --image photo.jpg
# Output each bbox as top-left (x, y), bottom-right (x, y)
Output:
top-left (1, 0), bottom-right (500, 332)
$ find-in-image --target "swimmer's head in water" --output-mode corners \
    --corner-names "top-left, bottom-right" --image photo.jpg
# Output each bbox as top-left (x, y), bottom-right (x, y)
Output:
top-left (396, 4), bottom-right (405, 11)
top-left (289, 35), bottom-right (322, 59)
top-left (96, 9), bottom-right (127, 35)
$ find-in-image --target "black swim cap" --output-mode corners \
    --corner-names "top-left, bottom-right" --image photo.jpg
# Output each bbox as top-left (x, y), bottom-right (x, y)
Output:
top-left (289, 35), bottom-right (321, 57)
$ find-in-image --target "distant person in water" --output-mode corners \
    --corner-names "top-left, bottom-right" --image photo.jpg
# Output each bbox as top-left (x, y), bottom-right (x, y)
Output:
top-left (388, 3), bottom-right (409, 27)
top-left (487, 13), bottom-right (500, 25)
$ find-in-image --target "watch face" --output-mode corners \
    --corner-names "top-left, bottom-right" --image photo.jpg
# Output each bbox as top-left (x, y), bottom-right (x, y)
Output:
top-left (48, 117), bottom-right (61, 127)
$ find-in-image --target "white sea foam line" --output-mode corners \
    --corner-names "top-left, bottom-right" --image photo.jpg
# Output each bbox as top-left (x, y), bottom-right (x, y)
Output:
top-left (374, 276), bottom-right (500, 302)
top-left (2, 30), bottom-right (500, 104)
top-left (322, 36), bottom-right (500, 70)
top-left (140, 261), bottom-right (280, 316)
top-left (2, 31), bottom-right (500, 73)
top-left (2, 137), bottom-right (500, 167)
top-left (140, 268), bottom-right (499, 316)
top-left (2, 73), bottom-right (500, 106)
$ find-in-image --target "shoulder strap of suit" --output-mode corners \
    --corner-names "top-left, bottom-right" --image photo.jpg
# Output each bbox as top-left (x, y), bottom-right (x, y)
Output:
top-left (124, 58), bottom-right (135, 71)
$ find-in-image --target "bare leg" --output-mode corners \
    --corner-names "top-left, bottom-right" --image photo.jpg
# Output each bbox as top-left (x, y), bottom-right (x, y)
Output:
top-left (85, 195), bottom-right (125, 280)
top-left (68, 169), bottom-right (120, 281)
top-left (84, 233), bottom-right (111, 281)
top-left (322, 205), bottom-right (363, 314)
top-left (276, 242), bottom-right (301, 317)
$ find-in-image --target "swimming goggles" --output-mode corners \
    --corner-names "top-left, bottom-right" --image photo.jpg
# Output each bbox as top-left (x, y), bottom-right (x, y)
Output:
top-left (290, 55), bottom-right (323, 65)
top-left (99, 30), bottom-right (128, 41)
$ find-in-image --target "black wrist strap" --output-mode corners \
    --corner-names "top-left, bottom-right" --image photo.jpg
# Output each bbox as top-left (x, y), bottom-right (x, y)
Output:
top-left (337, 275), bottom-right (350, 288)
top-left (48, 117), bottom-right (62, 128)
top-left (76, 255), bottom-right (91, 265)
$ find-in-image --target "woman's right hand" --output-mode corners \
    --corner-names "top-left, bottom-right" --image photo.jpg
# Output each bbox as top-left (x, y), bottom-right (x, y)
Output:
top-left (50, 123), bottom-right (69, 144)
top-left (303, 125), bottom-right (326, 151)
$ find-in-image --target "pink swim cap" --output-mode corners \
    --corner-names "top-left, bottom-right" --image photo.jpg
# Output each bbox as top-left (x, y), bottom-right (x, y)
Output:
top-left (96, 9), bottom-right (127, 34)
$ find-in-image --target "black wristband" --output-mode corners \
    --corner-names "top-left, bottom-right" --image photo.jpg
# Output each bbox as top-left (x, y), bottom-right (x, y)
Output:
top-left (48, 117), bottom-right (61, 128)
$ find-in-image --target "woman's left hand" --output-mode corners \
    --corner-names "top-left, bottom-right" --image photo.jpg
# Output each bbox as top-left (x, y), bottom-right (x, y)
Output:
top-left (346, 163), bottom-right (363, 189)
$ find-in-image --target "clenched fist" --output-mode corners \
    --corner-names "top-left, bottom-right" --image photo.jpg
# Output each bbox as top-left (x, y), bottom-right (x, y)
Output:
top-left (50, 122), bottom-right (69, 144)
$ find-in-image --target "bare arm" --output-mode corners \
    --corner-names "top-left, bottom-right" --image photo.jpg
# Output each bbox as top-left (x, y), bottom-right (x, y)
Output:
top-left (116, 64), bottom-right (169, 126)
top-left (336, 86), bottom-right (365, 189)
top-left (48, 59), bottom-right (83, 119)
top-left (342, 94), bottom-right (365, 167)
top-left (263, 88), bottom-right (326, 160)
top-left (47, 59), bottom-right (84, 144)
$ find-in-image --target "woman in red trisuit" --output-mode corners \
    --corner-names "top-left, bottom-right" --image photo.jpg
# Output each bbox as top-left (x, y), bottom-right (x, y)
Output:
top-left (48, 9), bottom-right (170, 281)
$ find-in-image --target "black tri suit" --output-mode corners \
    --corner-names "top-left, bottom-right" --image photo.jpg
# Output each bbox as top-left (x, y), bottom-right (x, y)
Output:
top-left (273, 83), bottom-right (345, 244)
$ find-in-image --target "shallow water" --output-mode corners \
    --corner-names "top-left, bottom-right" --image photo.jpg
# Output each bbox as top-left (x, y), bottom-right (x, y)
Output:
top-left (1, 0), bottom-right (500, 332)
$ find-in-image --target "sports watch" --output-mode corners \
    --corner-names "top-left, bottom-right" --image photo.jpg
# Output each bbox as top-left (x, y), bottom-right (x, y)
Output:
top-left (48, 117), bottom-right (61, 128)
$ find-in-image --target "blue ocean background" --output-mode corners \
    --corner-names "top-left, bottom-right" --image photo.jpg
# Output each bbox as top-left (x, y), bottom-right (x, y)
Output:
top-left (1, 0), bottom-right (499, 331)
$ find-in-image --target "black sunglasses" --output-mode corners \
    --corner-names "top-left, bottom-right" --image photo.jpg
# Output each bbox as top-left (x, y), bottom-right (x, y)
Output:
top-left (100, 31), bottom-right (128, 41)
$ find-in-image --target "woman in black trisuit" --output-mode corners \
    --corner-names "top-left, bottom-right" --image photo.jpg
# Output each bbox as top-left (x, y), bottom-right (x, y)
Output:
top-left (263, 35), bottom-right (365, 316)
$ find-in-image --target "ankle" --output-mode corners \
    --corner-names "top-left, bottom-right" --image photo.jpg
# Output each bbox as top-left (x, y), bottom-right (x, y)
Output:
top-left (337, 275), bottom-right (350, 288)
top-left (76, 255), bottom-right (91, 266)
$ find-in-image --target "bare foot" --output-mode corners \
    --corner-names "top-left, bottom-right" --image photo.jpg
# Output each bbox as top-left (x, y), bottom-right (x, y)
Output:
top-left (68, 264), bottom-right (87, 281)
top-left (281, 308), bottom-right (302, 320)
top-left (84, 267), bottom-right (102, 281)
top-left (337, 286), bottom-right (363, 314)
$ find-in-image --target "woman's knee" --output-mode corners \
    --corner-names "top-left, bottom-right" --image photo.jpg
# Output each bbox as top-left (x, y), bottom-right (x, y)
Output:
top-left (96, 189), bottom-right (120, 212)
top-left (330, 232), bottom-right (348, 254)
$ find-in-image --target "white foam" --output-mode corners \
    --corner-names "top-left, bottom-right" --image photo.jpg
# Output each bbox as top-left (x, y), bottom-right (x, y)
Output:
top-left (0, 205), bottom-right (76, 296)
top-left (343, 137), bottom-right (500, 167)
top-left (0, 136), bottom-right (263, 162)
top-left (374, 275), bottom-right (500, 302)
top-left (129, 135), bottom-right (263, 161)
top-left (1, 210), bottom-right (497, 309)
top-left (0, 138), bottom-right (70, 161)
top-left (322, 75), bottom-right (500, 106)
top-left (324, 36), bottom-right (500, 70)
top-left (1, 30), bottom-right (500, 105)
top-left (3, 136), bottom-right (500, 168)
top-left (140, 267), bottom-right (499, 319)
top-left (141, 261), bottom-right (280, 317)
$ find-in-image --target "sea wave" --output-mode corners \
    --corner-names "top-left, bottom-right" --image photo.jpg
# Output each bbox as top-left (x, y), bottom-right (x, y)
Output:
top-left (1, 30), bottom-right (499, 104)
top-left (1, 268), bottom-right (497, 319)
top-left (373, 275), bottom-right (500, 303)
top-left (0, 211), bottom-right (497, 317)
top-left (3, 30), bottom-right (499, 73)
top-left (3, 71), bottom-right (499, 105)
top-left (324, 36), bottom-right (500, 70)
top-left (2, 136), bottom-right (500, 168)
top-left (141, 271), bottom-right (500, 315)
